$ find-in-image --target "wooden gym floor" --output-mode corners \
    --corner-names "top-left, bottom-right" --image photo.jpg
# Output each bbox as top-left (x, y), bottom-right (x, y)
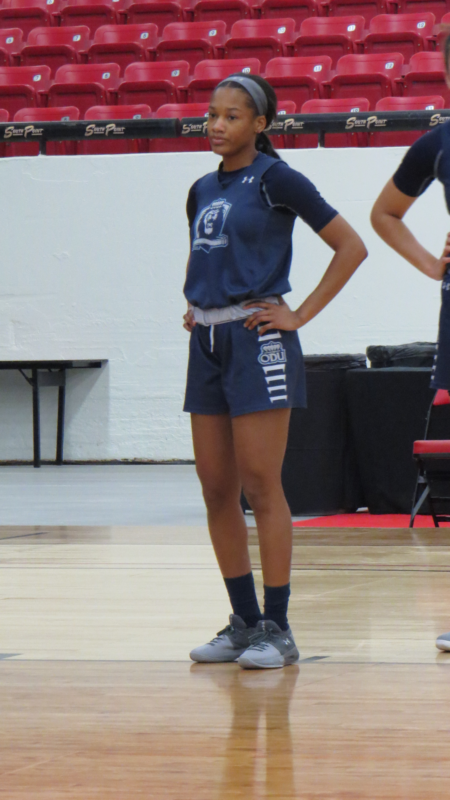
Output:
top-left (2, 523), bottom-right (450, 798)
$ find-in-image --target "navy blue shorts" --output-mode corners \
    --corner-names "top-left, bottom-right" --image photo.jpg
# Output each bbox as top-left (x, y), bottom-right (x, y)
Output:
top-left (431, 272), bottom-right (450, 390)
top-left (184, 320), bottom-right (306, 417)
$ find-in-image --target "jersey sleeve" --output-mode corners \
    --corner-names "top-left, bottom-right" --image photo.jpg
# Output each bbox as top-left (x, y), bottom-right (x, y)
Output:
top-left (392, 127), bottom-right (442, 198)
top-left (261, 161), bottom-right (339, 233)
top-left (186, 182), bottom-right (198, 227)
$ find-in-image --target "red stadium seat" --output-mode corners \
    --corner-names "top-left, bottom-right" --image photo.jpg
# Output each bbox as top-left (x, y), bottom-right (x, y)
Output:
top-left (186, 56), bottom-right (261, 101)
top-left (0, 29), bottom-right (24, 65)
top-left (60, 0), bottom-right (119, 36)
top-left (0, 0), bottom-right (61, 39)
top-left (20, 26), bottom-right (90, 76)
top-left (118, 59), bottom-right (189, 108)
top-left (124, 1), bottom-right (186, 35)
top-left (149, 100), bottom-right (211, 150)
top-left (268, 97), bottom-right (295, 147)
top-left (156, 20), bottom-right (227, 69)
top-left (410, 389), bottom-right (450, 526)
top-left (260, 0), bottom-right (320, 30)
top-left (321, 0), bottom-right (387, 22)
top-left (293, 15), bottom-right (365, 67)
top-left (47, 63), bottom-right (121, 115)
top-left (396, 0), bottom-right (450, 23)
top-left (224, 19), bottom-right (296, 69)
top-left (326, 52), bottom-right (404, 108)
top-left (297, 95), bottom-right (369, 147)
top-left (87, 23), bottom-right (159, 73)
top-left (362, 13), bottom-right (435, 62)
top-left (399, 51), bottom-right (449, 103)
top-left (265, 55), bottom-right (332, 108)
top-left (0, 107), bottom-right (9, 157)
top-left (192, 0), bottom-right (251, 33)
top-left (7, 105), bottom-right (79, 155)
top-left (370, 93), bottom-right (444, 145)
top-left (0, 64), bottom-right (51, 115)
top-left (80, 102), bottom-right (152, 152)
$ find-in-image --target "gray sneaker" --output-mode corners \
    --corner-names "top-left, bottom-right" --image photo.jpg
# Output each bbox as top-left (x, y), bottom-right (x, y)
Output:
top-left (237, 620), bottom-right (300, 670)
top-left (436, 632), bottom-right (450, 651)
top-left (190, 615), bottom-right (256, 663)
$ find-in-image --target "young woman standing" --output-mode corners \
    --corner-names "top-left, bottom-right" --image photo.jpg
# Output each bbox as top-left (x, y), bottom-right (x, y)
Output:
top-left (371, 36), bottom-right (450, 654)
top-left (184, 73), bottom-right (367, 669)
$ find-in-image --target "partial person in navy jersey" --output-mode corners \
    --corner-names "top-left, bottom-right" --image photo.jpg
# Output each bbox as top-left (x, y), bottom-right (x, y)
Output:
top-left (184, 73), bottom-right (368, 670)
top-left (371, 34), bottom-right (450, 655)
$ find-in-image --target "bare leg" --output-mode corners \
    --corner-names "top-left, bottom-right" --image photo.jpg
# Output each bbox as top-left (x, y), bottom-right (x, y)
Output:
top-left (191, 413), bottom-right (250, 578)
top-left (232, 409), bottom-right (292, 587)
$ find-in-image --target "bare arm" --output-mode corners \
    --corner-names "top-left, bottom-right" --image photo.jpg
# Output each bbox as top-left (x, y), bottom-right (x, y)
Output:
top-left (244, 214), bottom-right (368, 334)
top-left (371, 178), bottom-right (450, 281)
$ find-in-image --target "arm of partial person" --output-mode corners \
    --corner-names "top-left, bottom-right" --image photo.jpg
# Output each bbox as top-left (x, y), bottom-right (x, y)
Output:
top-left (371, 178), bottom-right (450, 282)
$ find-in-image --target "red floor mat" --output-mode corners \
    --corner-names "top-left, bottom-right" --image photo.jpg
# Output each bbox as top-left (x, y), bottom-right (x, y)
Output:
top-left (293, 513), bottom-right (450, 528)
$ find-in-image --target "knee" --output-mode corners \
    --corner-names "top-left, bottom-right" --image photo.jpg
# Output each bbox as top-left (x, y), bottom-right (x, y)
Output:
top-left (242, 472), bottom-right (282, 514)
top-left (196, 467), bottom-right (240, 513)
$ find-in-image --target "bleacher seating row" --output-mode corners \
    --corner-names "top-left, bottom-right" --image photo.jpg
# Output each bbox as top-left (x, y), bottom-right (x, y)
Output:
top-left (1, 0), bottom-right (450, 34)
top-left (0, 93), bottom-right (443, 158)
top-left (0, 51), bottom-right (445, 118)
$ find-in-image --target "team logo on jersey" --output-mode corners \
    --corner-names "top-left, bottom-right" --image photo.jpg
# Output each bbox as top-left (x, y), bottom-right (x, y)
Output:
top-left (192, 199), bottom-right (231, 253)
top-left (258, 341), bottom-right (287, 365)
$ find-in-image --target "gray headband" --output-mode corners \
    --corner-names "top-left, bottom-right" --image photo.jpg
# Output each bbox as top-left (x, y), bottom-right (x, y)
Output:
top-left (216, 75), bottom-right (268, 116)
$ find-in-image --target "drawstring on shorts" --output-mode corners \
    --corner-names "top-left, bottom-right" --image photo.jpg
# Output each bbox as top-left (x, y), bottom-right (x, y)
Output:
top-left (210, 324), bottom-right (215, 353)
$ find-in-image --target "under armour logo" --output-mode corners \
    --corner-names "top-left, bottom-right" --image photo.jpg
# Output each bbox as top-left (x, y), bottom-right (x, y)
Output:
top-left (242, 176), bottom-right (254, 184)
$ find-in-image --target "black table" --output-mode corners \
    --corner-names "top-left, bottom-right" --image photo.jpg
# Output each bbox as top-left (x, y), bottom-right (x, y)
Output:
top-left (345, 368), bottom-right (445, 513)
top-left (0, 360), bottom-right (107, 468)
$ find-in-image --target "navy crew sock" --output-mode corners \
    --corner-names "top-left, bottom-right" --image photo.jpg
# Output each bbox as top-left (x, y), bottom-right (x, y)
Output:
top-left (264, 583), bottom-right (291, 631)
top-left (223, 572), bottom-right (263, 629)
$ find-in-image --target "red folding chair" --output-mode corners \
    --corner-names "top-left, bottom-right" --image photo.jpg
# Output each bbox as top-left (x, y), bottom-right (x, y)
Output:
top-left (396, 0), bottom-right (450, 23)
top-left (399, 51), bottom-right (450, 104)
top-left (124, 0), bottom-right (186, 34)
top-left (87, 23), bottom-right (159, 73)
top-left (0, 64), bottom-right (51, 115)
top-left (0, 28), bottom-right (24, 65)
top-left (296, 95), bottom-right (369, 147)
top-left (186, 56), bottom-right (261, 101)
top-left (223, 18), bottom-right (296, 69)
top-left (149, 100), bottom-right (211, 151)
top-left (370, 94), bottom-right (444, 146)
top-left (321, 0), bottom-right (387, 22)
top-left (410, 389), bottom-right (450, 527)
top-left (260, 0), bottom-right (320, 30)
top-left (47, 62), bottom-right (121, 115)
top-left (156, 20), bottom-right (227, 69)
top-left (20, 26), bottom-right (90, 76)
top-left (192, 0), bottom-right (251, 32)
top-left (293, 15), bottom-right (365, 67)
top-left (7, 105), bottom-right (79, 155)
top-left (0, 0), bottom-right (61, 38)
top-left (362, 13), bottom-right (435, 63)
top-left (0, 107), bottom-right (10, 156)
top-left (265, 55), bottom-right (332, 109)
top-left (60, 0), bottom-right (119, 36)
top-left (268, 96), bottom-right (295, 146)
top-left (326, 52), bottom-right (404, 108)
top-left (118, 60), bottom-right (189, 108)
top-left (80, 102), bottom-right (152, 152)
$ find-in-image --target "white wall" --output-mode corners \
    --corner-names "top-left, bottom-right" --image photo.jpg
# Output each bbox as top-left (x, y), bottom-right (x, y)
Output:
top-left (0, 147), bottom-right (446, 461)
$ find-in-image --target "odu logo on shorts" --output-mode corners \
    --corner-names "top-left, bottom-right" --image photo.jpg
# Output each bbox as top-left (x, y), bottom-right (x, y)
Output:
top-left (193, 198), bottom-right (231, 253)
top-left (258, 341), bottom-right (287, 365)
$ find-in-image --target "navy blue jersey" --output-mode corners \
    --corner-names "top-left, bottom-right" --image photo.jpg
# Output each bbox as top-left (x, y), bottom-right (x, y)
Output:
top-left (393, 125), bottom-right (450, 210)
top-left (184, 152), bottom-right (338, 310)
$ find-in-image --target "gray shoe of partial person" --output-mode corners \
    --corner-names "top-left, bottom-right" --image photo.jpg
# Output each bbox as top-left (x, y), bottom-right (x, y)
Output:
top-left (190, 614), bottom-right (256, 663)
top-left (237, 620), bottom-right (300, 670)
top-left (436, 632), bottom-right (450, 651)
